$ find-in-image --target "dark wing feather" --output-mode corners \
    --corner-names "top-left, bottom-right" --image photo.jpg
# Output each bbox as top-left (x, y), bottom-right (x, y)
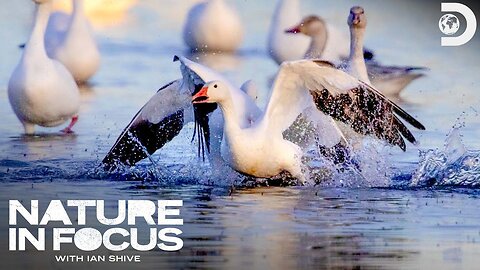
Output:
top-left (102, 80), bottom-right (186, 169)
top-left (310, 83), bottom-right (424, 151)
top-left (363, 83), bottom-right (425, 130)
top-left (102, 110), bottom-right (184, 168)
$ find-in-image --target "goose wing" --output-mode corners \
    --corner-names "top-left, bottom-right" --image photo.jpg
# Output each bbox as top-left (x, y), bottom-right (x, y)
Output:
top-left (264, 59), bottom-right (425, 151)
top-left (102, 56), bottom-right (226, 169)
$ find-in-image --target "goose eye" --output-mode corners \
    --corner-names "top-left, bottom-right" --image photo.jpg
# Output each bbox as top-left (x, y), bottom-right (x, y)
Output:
top-left (214, 84), bottom-right (218, 88)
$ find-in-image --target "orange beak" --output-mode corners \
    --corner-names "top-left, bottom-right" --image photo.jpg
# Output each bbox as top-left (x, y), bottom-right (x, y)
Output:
top-left (192, 87), bottom-right (209, 103)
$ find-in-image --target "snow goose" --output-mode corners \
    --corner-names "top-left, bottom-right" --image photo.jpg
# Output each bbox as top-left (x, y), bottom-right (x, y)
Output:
top-left (102, 56), bottom-right (260, 169)
top-left (191, 60), bottom-right (425, 184)
top-left (346, 6), bottom-right (426, 96)
top-left (267, 0), bottom-right (310, 64)
top-left (183, 0), bottom-right (244, 52)
top-left (8, 0), bottom-right (80, 135)
top-left (46, 0), bottom-right (100, 84)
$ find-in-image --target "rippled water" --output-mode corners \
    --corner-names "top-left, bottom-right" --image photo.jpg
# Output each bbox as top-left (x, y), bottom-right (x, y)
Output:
top-left (1, 0), bottom-right (480, 269)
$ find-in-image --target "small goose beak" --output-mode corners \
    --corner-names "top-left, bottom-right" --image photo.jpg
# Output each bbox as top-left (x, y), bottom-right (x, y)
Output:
top-left (351, 14), bottom-right (361, 25)
top-left (192, 87), bottom-right (209, 103)
top-left (285, 25), bottom-right (301, 34)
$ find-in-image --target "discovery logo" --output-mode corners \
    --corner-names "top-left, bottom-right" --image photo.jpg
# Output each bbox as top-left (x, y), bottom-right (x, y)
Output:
top-left (439, 2), bottom-right (477, 46)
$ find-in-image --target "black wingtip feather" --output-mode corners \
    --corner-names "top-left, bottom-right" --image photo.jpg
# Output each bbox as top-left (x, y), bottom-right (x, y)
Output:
top-left (363, 82), bottom-right (426, 131)
top-left (392, 116), bottom-right (417, 145)
top-left (392, 107), bottom-right (426, 130)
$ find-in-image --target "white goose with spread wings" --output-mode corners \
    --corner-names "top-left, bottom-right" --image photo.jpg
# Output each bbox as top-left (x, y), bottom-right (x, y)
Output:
top-left (192, 60), bottom-right (425, 183)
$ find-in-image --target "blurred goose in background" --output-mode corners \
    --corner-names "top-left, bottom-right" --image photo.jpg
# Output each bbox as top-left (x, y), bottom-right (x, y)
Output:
top-left (346, 6), bottom-right (426, 96)
top-left (46, 0), bottom-right (100, 84)
top-left (287, 9), bottom-right (425, 96)
top-left (285, 15), bottom-right (373, 63)
top-left (8, 0), bottom-right (80, 134)
top-left (267, 0), bottom-right (310, 64)
top-left (183, 0), bottom-right (244, 52)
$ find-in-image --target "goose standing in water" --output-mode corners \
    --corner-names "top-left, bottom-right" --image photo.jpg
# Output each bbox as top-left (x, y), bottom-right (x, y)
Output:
top-left (346, 6), bottom-right (426, 96)
top-left (183, 0), bottom-right (244, 52)
top-left (267, 0), bottom-right (310, 64)
top-left (46, 0), bottom-right (100, 84)
top-left (8, 0), bottom-right (80, 134)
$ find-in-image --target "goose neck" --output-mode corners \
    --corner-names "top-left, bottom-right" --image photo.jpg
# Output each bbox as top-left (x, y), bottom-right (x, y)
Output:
top-left (218, 97), bottom-right (241, 134)
top-left (349, 27), bottom-right (365, 61)
top-left (305, 30), bottom-right (327, 59)
top-left (72, 0), bottom-right (84, 16)
top-left (24, 2), bottom-right (51, 60)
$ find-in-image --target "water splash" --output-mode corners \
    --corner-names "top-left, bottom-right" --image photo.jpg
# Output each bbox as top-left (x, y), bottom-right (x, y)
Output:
top-left (303, 137), bottom-right (392, 188)
top-left (411, 128), bottom-right (480, 188)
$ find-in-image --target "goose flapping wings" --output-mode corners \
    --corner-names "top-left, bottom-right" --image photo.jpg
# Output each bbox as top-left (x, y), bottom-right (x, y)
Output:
top-left (103, 57), bottom-right (424, 182)
top-left (263, 59), bottom-right (425, 152)
top-left (187, 59), bottom-right (425, 183)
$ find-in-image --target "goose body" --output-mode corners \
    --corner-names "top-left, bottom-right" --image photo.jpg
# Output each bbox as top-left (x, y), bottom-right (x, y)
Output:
top-left (183, 0), bottom-right (243, 52)
top-left (268, 0), bottom-right (310, 64)
top-left (46, 0), bottom-right (100, 84)
top-left (8, 0), bottom-right (80, 134)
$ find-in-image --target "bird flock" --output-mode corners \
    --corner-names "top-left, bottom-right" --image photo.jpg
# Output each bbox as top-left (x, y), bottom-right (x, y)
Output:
top-left (8, 0), bottom-right (427, 185)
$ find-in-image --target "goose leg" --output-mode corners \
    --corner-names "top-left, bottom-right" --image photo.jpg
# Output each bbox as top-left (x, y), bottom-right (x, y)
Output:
top-left (23, 122), bottom-right (35, 135)
top-left (61, 115), bottom-right (79, 134)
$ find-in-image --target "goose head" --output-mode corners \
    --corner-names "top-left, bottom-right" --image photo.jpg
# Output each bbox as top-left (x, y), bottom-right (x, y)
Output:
top-left (192, 81), bottom-right (229, 104)
top-left (348, 6), bottom-right (367, 29)
top-left (285, 15), bottom-right (326, 37)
